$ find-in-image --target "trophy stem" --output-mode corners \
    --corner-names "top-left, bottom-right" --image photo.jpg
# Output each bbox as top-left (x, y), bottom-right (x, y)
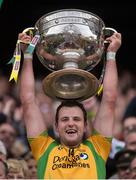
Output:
top-left (63, 62), bottom-right (78, 69)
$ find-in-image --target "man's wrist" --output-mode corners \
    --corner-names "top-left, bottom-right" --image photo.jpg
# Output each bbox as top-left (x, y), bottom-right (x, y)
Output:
top-left (106, 52), bottom-right (116, 60)
top-left (24, 53), bottom-right (33, 60)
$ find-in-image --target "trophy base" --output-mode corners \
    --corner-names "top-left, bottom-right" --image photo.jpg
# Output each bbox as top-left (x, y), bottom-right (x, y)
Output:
top-left (42, 69), bottom-right (100, 101)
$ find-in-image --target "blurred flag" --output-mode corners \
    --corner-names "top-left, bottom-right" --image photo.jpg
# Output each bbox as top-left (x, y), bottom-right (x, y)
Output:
top-left (0, 0), bottom-right (3, 8)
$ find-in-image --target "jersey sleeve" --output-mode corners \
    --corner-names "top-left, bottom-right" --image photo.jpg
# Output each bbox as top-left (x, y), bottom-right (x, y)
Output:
top-left (28, 130), bottom-right (54, 161)
top-left (88, 129), bottom-right (112, 162)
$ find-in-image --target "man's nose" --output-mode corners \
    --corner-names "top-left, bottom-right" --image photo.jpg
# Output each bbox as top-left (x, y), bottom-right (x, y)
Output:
top-left (68, 118), bottom-right (74, 126)
top-left (125, 168), bottom-right (131, 175)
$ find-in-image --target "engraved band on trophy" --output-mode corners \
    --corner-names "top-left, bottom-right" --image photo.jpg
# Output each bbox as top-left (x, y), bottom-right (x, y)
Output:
top-left (21, 9), bottom-right (117, 101)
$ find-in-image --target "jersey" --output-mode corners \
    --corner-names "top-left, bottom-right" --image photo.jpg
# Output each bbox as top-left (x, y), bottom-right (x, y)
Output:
top-left (28, 131), bottom-right (111, 179)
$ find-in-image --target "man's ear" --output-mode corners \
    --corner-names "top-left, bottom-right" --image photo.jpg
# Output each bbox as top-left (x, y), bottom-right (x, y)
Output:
top-left (84, 121), bottom-right (92, 138)
top-left (84, 122), bottom-right (87, 132)
top-left (53, 122), bottom-right (60, 138)
top-left (54, 122), bottom-right (59, 133)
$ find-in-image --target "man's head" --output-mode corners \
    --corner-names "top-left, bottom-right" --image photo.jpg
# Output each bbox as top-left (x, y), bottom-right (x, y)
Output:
top-left (129, 156), bottom-right (136, 179)
top-left (123, 117), bottom-right (136, 137)
top-left (24, 151), bottom-right (37, 179)
top-left (55, 100), bottom-right (87, 147)
top-left (125, 132), bottom-right (136, 151)
top-left (122, 97), bottom-right (136, 141)
top-left (0, 123), bottom-right (16, 149)
top-left (7, 159), bottom-right (26, 179)
top-left (115, 149), bottom-right (136, 179)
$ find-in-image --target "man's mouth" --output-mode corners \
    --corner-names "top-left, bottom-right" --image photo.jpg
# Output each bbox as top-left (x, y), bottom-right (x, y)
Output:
top-left (66, 129), bottom-right (77, 134)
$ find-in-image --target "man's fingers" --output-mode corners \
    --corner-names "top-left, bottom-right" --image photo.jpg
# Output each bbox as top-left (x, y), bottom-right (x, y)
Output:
top-left (106, 32), bottom-right (121, 42)
top-left (18, 33), bottom-right (31, 43)
top-left (115, 32), bottom-right (121, 39)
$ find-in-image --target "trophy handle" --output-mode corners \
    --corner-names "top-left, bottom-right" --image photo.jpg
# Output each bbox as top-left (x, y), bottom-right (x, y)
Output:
top-left (103, 27), bottom-right (117, 44)
top-left (18, 27), bottom-right (38, 44)
top-left (97, 27), bottom-right (117, 95)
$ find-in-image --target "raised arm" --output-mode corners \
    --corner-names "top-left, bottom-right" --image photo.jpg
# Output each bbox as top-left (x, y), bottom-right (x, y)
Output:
top-left (93, 32), bottom-right (122, 137)
top-left (19, 33), bottom-right (47, 138)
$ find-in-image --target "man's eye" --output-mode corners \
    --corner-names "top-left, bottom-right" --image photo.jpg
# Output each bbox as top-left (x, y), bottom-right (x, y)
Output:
top-left (74, 117), bottom-right (81, 121)
top-left (61, 117), bottom-right (68, 121)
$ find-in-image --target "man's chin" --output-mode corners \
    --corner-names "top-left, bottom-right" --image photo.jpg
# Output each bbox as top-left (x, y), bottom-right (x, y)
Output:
top-left (64, 139), bottom-right (79, 147)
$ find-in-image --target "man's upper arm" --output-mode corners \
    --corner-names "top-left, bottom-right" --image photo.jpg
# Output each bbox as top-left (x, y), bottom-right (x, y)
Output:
top-left (93, 98), bottom-right (115, 137)
top-left (23, 100), bottom-right (47, 138)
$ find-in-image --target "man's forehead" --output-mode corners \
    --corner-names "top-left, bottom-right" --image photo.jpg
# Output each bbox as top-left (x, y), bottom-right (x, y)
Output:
top-left (59, 106), bottom-right (83, 114)
top-left (60, 106), bottom-right (82, 110)
top-left (58, 107), bottom-right (84, 118)
top-left (131, 158), bottom-right (136, 167)
top-left (0, 124), bottom-right (15, 132)
top-left (124, 117), bottom-right (136, 124)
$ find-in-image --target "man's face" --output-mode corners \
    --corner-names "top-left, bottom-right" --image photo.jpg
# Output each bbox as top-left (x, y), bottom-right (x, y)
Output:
top-left (125, 132), bottom-right (136, 151)
top-left (7, 170), bottom-right (24, 179)
top-left (56, 106), bottom-right (86, 147)
top-left (0, 124), bottom-right (16, 149)
top-left (118, 166), bottom-right (131, 179)
top-left (123, 118), bottom-right (136, 151)
top-left (27, 158), bottom-right (37, 179)
top-left (123, 117), bottom-right (136, 137)
top-left (130, 157), bottom-right (136, 179)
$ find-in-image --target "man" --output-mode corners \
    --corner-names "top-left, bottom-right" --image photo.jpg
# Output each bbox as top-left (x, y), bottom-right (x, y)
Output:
top-left (110, 149), bottom-right (136, 179)
top-left (122, 96), bottom-right (136, 137)
top-left (0, 122), bottom-right (17, 158)
top-left (6, 159), bottom-right (28, 179)
top-left (24, 151), bottom-right (38, 179)
top-left (121, 96), bottom-right (136, 150)
top-left (19, 31), bottom-right (121, 178)
top-left (130, 156), bottom-right (136, 179)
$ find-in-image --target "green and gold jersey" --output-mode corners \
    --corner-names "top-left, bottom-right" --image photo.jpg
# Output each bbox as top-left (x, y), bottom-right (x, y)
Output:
top-left (28, 131), bottom-right (111, 179)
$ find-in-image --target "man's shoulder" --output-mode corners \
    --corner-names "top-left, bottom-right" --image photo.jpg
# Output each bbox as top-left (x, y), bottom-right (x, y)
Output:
top-left (87, 128), bottom-right (112, 143)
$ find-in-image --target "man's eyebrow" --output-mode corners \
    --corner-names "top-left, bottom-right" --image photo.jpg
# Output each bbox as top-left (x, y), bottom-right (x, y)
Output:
top-left (129, 141), bottom-right (136, 145)
top-left (73, 116), bottom-right (81, 119)
top-left (60, 115), bottom-right (81, 118)
top-left (60, 116), bottom-right (69, 119)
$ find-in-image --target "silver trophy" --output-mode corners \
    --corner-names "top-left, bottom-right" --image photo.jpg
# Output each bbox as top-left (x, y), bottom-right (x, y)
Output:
top-left (23, 9), bottom-right (116, 101)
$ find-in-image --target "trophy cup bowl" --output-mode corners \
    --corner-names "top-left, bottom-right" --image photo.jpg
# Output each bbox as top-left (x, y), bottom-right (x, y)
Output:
top-left (34, 9), bottom-right (106, 101)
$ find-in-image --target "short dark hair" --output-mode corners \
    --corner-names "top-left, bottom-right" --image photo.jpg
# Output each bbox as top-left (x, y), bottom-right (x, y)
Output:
top-left (122, 97), bottom-right (136, 122)
top-left (114, 149), bottom-right (136, 169)
top-left (55, 100), bottom-right (87, 124)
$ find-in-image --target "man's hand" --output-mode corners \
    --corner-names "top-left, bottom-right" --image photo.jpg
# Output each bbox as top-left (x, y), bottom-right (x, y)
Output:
top-left (106, 32), bottom-right (121, 52)
top-left (18, 33), bottom-right (31, 52)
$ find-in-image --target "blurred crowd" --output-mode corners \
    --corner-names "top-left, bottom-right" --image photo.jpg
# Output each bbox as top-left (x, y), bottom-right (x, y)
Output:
top-left (0, 69), bottom-right (136, 179)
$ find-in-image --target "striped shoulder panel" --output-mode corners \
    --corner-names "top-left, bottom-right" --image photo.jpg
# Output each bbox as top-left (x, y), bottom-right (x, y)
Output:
top-left (92, 128), bottom-right (112, 143)
top-left (83, 140), bottom-right (106, 179)
top-left (28, 130), bottom-right (55, 161)
top-left (38, 140), bottom-right (59, 179)
top-left (88, 132), bottom-right (111, 162)
top-left (28, 130), bottom-right (48, 144)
